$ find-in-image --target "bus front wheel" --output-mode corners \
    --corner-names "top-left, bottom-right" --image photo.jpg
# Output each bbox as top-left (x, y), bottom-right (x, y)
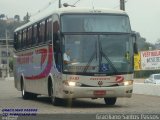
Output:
top-left (104, 97), bottom-right (117, 105)
top-left (21, 81), bottom-right (30, 99)
top-left (49, 83), bottom-right (61, 106)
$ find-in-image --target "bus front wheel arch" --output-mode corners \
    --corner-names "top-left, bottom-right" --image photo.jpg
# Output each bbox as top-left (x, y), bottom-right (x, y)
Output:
top-left (48, 77), bottom-right (61, 106)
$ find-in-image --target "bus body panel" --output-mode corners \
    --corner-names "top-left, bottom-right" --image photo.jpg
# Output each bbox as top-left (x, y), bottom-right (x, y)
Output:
top-left (14, 44), bottom-right (54, 95)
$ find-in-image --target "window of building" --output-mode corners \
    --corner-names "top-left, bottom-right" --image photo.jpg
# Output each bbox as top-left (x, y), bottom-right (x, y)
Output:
top-left (1, 51), bottom-right (7, 57)
top-left (1, 59), bottom-right (7, 64)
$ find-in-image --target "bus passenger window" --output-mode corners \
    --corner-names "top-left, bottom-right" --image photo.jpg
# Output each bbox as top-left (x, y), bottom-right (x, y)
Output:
top-left (47, 18), bottom-right (52, 41)
top-left (14, 33), bottom-right (17, 49)
top-left (18, 32), bottom-right (21, 49)
top-left (37, 23), bottom-right (40, 43)
top-left (53, 18), bottom-right (61, 71)
top-left (23, 30), bottom-right (26, 48)
top-left (21, 31), bottom-right (23, 48)
top-left (53, 21), bottom-right (59, 40)
top-left (28, 27), bottom-right (32, 46)
top-left (33, 25), bottom-right (37, 45)
top-left (39, 21), bottom-right (45, 43)
top-left (26, 28), bottom-right (28, 46)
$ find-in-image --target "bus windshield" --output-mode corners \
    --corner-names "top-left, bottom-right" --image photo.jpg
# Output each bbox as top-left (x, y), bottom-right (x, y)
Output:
top-left (61, 14), bottom-right (131, 33)
top-left (62, 34), bottom-right (134, 75)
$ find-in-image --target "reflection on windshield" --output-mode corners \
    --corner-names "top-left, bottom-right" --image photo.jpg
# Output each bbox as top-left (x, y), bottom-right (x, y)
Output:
top-left (63, 34), bottom-right (133, 74)
top-left (61, 14), bottom-right (131, 33)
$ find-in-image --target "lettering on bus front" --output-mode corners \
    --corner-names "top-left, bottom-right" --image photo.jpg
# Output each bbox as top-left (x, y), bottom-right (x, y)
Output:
top-left (90, 77), bottom-right (110, 80)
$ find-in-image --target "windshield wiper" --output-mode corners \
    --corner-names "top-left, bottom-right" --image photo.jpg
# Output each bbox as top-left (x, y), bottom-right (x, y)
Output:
top-left (99, 38), bottom-right (118, 74)
top-left (83, 41), bottom-right (98, 72)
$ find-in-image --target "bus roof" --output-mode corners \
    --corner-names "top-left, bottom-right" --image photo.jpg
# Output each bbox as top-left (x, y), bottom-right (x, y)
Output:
top-left (14, 7), bottom-right (127, 32)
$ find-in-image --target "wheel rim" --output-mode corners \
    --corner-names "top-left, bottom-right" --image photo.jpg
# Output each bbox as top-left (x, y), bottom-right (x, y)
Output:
top-left (22, 84), bottom-right (24, 96)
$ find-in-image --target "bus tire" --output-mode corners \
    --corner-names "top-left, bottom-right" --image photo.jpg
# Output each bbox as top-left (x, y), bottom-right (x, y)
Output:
top-left (21, 80), bottom-right (30, 100)
top-left (49, 82), bottom-right (60, 106)
top-left (104, 97), bottom-right (117, 105)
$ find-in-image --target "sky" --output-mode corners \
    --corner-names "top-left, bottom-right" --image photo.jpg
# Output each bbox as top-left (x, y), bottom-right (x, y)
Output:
top-left (0, 0), bottom-right (160, 43)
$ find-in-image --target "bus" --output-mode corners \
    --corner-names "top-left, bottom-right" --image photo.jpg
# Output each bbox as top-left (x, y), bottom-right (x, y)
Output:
top-left (13, 7), bottom-right (137, 106)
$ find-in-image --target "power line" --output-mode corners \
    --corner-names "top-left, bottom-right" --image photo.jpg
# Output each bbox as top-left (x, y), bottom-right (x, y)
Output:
top-left (31, 0), bottom-right (58, 17)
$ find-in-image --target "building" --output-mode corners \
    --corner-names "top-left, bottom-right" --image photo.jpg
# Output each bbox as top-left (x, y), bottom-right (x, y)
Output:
top-left (0, 38), bottom-right (13, 78)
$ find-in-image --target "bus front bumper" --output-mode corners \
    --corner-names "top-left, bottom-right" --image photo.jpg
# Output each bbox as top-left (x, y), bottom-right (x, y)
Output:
top-left (62, 85), bottom-right (133, 98)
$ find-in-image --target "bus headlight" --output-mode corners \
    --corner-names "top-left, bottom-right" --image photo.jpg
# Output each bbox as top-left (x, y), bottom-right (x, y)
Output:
top-left (123, 80), bottom-right (133, 86)
top-left (63, 81), bottom-right (82, 87)
top-left (68, 81), bottom-right (76, 86)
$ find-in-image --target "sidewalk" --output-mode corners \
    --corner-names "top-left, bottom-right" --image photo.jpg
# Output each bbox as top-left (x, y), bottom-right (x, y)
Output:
top-left (0, 77), bottom-right (14, 81)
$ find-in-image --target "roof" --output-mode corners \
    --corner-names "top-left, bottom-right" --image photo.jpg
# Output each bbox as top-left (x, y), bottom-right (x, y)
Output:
top-left (15, 7), bottom-right (127, 32)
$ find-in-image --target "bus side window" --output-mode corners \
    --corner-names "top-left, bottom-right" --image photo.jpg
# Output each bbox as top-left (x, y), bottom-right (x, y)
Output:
top-left (53, 15), bottom-right (61, 71)
top-left (22, 30), bottom-right (26, 48)
top-left (14, 33), bottom-right (18, 50)
top-left (21, 31), bottom-right (23, 49)
top-left (37, 23), bottom-right (40, 44)
top-left (47, 18), bottom-right (52, 41)
top-left (31, 26), bottom-right (34, 45)
top-left (28, 27), bottom-right (32, 46)
top-left (53, 21), bottom-right (59, 40)
top-left (44, 19), bottom-right (47, 42)
top-left (26, 28), bottom-right (28, 47)
top-left (18, 32), bottom-right (21, 49)
top-left (39, 22), bottom-right (42, 43)
top-left (39, 21), bottom-right (45, 43)
top-left (33, 25), bottom-right (37, 45)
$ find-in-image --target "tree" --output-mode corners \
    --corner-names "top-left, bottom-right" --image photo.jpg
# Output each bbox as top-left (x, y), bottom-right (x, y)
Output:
top-left (0, 14), bottom-right (5, 20)
top-left (155, 38), bottom-right (160, 49)
top-left (23, 12), bottom-right (30, 23)
top-left (14, 15), bottom-right (20, 22)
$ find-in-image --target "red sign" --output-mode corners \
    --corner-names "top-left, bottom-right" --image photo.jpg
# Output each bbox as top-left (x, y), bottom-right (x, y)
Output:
top-left (94, 90), bottom-right (106, 96)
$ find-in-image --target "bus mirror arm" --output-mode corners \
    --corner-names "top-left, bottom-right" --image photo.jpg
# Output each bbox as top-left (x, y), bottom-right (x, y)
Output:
top-left (134, 42), bottom-right (138, 54)
top-left (131, 32), bottom-right (138, 54)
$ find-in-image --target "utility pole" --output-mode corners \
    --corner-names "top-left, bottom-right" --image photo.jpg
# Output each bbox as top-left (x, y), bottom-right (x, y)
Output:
top-left (120, 0), bottom-right (125, 11)
top-left (5, 29), bottom-right (10, 78)
top-left (59, 0), bottom-right (61, 8)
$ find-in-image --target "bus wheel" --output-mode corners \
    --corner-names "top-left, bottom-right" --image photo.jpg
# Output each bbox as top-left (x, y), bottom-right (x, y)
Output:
top-left (21, 81), bottom-right (30, 99)
top-left (104, 97), bottom-right (117, 105)
top-left (50, 83), bottom-right (60, 106)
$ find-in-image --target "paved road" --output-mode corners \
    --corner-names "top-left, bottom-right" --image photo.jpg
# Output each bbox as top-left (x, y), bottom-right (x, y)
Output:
top-left (0, 80), bottom-right (160, 120)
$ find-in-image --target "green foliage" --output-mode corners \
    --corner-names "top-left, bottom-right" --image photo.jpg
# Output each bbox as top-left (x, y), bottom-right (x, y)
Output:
top-left (134, 70), bottom-right (160, 78)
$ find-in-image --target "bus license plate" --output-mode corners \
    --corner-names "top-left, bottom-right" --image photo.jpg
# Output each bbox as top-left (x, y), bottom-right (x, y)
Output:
top-left (94, 90), bottom-right (106, 96)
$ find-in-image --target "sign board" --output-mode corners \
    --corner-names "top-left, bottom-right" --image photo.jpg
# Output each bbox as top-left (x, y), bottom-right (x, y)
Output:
top-left (134, 52), bottom-right (141, 71)
top-left (141, 50), bottom-right (160, 70)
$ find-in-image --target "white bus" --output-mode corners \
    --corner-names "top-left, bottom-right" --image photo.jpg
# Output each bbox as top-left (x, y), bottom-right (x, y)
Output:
top-left (14, 7), bottom-right (137, 106)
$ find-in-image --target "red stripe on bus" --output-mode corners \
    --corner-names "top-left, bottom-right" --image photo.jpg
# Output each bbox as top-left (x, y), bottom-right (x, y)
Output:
top-left (24, 46), bottom-right (53, 80)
